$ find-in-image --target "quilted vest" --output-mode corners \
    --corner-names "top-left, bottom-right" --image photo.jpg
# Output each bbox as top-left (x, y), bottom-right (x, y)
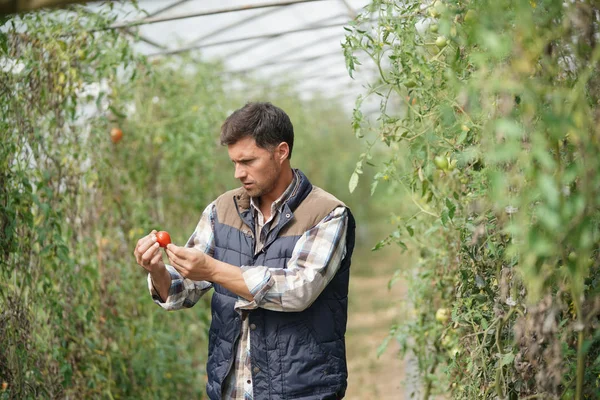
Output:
top-left (205, 170), bottom-right (355, 400)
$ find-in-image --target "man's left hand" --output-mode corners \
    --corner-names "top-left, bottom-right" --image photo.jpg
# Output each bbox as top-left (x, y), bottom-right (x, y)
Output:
top-left (165, 244), bottom-right (214, 281)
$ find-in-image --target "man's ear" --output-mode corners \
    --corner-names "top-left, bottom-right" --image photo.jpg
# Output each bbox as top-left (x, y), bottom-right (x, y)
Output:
top-left (276, 142), bottom-right (289, 163)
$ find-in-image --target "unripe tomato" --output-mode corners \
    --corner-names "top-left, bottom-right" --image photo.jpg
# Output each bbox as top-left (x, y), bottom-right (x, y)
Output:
top-left (429, 1), bottom-right (445, 18)
top-left (434, 155), bottom-right (448, 170)
top-left (464, 9), bottom-right (477, 23)
top-left (156, 231), bottom-right (171, 248)
top-left (429, 23), bottom-right (439, 33)
top-left (110, 127), bottom-right (123, 144)
top-left (435, 308), bottom-right (450, 323)
top-left (435, 36), bottom-right (447, 48)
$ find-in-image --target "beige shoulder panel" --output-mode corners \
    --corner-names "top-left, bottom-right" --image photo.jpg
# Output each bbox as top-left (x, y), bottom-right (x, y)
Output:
top-left (214, 185), bottom-right (346, 237)
top-left (280, 186), bottom-right (346, 237)
top-left (214, 187), bottom-right (250, 232)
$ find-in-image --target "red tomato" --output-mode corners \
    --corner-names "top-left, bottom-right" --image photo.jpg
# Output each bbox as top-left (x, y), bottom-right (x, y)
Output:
top-left (156, 231), bottom-right (171, 248)
top-left (110, 127), bottom-right (123, 144)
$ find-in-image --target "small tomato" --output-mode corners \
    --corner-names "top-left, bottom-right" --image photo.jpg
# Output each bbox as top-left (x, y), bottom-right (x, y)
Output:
top-left (156, 231), bottom-right (171, 248)
top-left (435, 36), bottom-right (447, 48)
top-left (110, 127), bottom-right (123, 144)
top-left (435, 308), bottom-right (450, 323)
top-left (464, 9), bottom-right (477, 23)
top-left (434, 155), bottom-right (448, 170)
top-left (405, 79), bottom-right (417, 88)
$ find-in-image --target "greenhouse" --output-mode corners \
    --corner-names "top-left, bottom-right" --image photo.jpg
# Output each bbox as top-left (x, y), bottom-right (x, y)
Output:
top-left (1, 0), bottom-right (600, 399)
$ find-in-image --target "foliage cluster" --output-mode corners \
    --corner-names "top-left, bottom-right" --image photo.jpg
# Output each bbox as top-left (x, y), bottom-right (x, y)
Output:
top-left (343, 0), bottom-right (600, 398)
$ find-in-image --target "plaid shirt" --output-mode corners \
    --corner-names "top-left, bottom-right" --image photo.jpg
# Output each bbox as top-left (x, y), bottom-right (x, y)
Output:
top-left (148, 171), bottom-right (348, 400)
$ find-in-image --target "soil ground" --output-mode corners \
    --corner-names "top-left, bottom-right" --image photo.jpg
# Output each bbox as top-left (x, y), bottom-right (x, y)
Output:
top-left (344, 249), bottom-right (409, 400)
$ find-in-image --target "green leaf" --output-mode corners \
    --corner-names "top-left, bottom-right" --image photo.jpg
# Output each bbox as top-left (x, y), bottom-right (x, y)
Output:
top-left (349, 172), bottom-right (359, 193)
top-left (372, 239), bottom-right (387, 251)
top-left (441, 210), bottom-right (449, 226)
top-left (108, 104), bottom-right (127, 119)
top-left (445, 198), bottom-right (456, 220)
top-left (501, 353), bottom-right (515, 366)
top-left (377, 336), bottom-right (391, 358)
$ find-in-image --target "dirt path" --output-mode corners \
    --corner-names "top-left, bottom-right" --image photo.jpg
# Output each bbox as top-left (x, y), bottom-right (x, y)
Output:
top-left (345, 260), bottom-right (409, 400)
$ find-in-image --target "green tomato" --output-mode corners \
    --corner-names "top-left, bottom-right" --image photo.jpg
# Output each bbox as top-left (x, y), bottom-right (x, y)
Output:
top-left (464, 9), bottom-right (477, 23)
top-left (435, 308), bottom-right (450, 323)
top-left (434, 155), bottom-right (448, 170)
top-left (429, 0), bottom-right (445, 17)
top-left (429, 23), bottom-right (439, 33)
top-left (435, 36), bottom-right (448, 48)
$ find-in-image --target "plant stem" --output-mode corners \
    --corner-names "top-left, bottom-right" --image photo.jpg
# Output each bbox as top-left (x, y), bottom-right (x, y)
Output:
top-left (575, 329), bottom-right (584, 400)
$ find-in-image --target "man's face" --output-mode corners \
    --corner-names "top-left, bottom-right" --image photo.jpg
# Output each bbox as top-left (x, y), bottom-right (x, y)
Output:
top-left (228, 136), bottom-right (282, 198)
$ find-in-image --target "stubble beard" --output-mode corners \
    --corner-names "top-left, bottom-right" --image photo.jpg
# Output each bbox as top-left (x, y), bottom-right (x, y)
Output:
top-left (244, 165), bottom-right (279, 199)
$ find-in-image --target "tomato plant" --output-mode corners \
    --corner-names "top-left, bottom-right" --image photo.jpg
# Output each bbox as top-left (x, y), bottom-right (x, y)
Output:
top-left (344, 0), bottom-right (600, 398)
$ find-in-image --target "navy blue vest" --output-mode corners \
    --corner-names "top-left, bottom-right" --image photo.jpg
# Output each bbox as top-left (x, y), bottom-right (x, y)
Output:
top-left (205, 171), bottom-right (355, 399)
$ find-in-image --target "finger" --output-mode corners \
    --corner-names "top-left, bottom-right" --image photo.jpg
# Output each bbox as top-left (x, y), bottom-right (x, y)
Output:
top-left (166, 243), bottom-right (189, 260)
top-left (137, 233), bottom-right (157, 255)
top-left (150, 251), bottom-right (162, 265)
top-left (165, 246), bottom-right (186, 266)
top-left (168, 257), bottom-right (187, 277)
top-left (141, 243), bottom-right (160, 264)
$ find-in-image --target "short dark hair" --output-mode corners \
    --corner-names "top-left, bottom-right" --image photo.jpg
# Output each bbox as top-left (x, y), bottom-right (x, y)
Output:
top-left (220, 102), bottom-right (294, 159)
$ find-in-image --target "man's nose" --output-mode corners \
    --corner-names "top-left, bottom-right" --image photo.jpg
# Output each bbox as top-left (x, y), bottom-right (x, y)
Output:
top-left (234, 164), bottom-right (246, 180)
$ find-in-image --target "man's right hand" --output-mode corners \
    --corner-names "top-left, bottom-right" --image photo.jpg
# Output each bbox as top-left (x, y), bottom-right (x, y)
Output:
top-left (134, 229), bottom-right (166, 273)
top-left (134, 229), bottom-right (172, 302)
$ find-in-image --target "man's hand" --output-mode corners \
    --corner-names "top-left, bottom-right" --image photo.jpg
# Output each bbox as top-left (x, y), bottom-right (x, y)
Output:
top-left (134, 230), bottom-right (165, 273)
top-left (165, 244), bottom-right (214, 281)
top-left (134, 230), bottom-right (171, 301)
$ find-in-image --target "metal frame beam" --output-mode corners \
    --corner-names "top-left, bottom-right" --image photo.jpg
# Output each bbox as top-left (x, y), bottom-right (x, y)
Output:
top-left (144, 0), bottom-right (191, 19)
top-left (148, 20), bottom-right (349, 57)
top-left (184, 6), bottom-right (282, 46)
top-left (105, 0), bottom-right (330, 30)
top-left (338, 0), bottom-right (356, 19)
top-left (219, 11), bottom-right (346, 60)
top-left (227, 50), bottom-right (341, 75)
top-left (276, 53), bottom-right (344, 77)
top-left (121, 0), bottom-right (194, 51)
top-left (234, 30), bottom-right (342, 68)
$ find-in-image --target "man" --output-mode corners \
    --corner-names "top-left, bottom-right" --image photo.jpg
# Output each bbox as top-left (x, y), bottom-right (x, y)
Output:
top-left (133, 102), bottom-right (355, 400)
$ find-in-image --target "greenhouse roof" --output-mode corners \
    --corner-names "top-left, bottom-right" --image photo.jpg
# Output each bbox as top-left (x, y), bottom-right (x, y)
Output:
top-left (101, 0), bottom-right (376, 112)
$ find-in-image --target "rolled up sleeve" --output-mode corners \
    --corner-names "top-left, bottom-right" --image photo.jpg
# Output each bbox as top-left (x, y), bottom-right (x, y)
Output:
top-left (148, 203), bottom-right (215, 310)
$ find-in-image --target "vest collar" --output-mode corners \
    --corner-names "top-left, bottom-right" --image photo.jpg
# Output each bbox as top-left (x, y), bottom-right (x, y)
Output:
top-left (232, 169), bottom-right (313, 234)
